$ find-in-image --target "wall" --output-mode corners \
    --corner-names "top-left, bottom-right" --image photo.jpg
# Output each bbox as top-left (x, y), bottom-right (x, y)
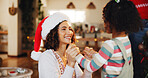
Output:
top-left (43, 0), bottom-right (109, 27)
top-left (0, 0), bottom-right (22, 56)
top-left (0, 0), bottom-right (9, 52)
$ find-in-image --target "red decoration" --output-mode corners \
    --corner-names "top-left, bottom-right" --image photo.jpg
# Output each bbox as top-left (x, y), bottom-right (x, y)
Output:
top-left (130, 0), bottom-right (148, 19)
top-left (139, 52), bottom-right (148, 63)
top-left (90, 26), bottom-right (95, 33)
top-left (10, 71), bottom-right (16, 73)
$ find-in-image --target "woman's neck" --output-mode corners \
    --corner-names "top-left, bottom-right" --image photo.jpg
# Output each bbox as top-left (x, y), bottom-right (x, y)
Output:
top-left (56, 43), bottom-right (67, 58)
top-left (112, 31), bottom-right (127, 38)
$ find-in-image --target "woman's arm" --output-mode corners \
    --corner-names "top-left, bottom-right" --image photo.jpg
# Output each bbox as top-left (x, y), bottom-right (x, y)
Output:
top-left (74, 62), bottom-right (83, 78)
top-left (75, 62), bottom-right (92, 78)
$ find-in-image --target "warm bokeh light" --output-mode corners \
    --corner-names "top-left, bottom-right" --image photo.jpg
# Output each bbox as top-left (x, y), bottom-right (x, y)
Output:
top-left (94, 38), bottom-right (97, 41)
top-left (27, 36), bottom-right (29, 39)
top-left (100, 36), bottom-right (103, 39)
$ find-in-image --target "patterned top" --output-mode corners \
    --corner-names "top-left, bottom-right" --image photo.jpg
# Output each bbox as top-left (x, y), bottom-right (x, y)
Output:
top-left (53, 50), bottom-right (65, 75)
top-left (53, 50), bottom-right (76, 78)
top-left (76, 36), bottom-right (132, 78)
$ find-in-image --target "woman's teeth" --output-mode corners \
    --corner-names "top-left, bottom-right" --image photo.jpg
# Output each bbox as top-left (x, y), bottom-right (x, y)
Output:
top-left (65, 37), bottom-right (71, 39)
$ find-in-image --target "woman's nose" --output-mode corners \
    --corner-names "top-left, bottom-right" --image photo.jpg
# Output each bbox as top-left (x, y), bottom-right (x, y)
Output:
top-left (66, 29), bottom-right (72, 34)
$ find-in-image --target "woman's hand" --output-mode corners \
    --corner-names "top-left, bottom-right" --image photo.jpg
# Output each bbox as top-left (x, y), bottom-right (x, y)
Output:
top-left (83, 47), bottom-right (97, 59)
top-left (66, 43), bottom-right (80, 68)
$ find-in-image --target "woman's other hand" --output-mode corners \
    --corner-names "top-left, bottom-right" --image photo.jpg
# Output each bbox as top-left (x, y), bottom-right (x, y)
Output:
top-left (66, 43), bottom-right (80, 68)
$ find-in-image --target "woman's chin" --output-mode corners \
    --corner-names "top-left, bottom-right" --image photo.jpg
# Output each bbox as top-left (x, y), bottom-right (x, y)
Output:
top-left (61, 39), bottom-right (72, 44)
top-left (63, 41), bottom-right (71, 44)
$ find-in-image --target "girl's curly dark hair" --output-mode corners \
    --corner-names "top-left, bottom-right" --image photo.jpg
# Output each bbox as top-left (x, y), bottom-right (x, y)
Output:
top-left (103, 0), bottom-right (143, 33)
top-left (44, 21), bottom-right (76, 51)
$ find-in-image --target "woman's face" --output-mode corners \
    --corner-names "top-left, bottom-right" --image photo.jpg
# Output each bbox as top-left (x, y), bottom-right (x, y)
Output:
top-left (58, 21), bottom-right (74, 44)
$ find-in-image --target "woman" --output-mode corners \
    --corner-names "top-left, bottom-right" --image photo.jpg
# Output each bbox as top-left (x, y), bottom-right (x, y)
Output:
top-left (31, 12), bottom-right (92, 78)
top-left (75, 0), bottom-right (143, 78)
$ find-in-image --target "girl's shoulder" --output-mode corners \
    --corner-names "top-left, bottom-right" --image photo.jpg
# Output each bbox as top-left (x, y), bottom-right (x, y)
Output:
top-left (103, 40), bottom-right (115, 50)
top-left (104, 39), bottom-right (114, 44)
top-left (103, 36), bottom-right (130, 48)
top-left (104, 36), bottom-right (129, 43)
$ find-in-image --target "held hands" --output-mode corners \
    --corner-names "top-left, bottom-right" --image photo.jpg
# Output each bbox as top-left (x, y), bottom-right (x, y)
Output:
top-left (83, 47), bottom-right (97, 59)
top-left (66, 43), bottom-right (80, 68)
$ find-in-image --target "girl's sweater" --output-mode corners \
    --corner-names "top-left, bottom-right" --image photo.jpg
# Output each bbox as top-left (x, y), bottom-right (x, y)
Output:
top-left (76, 36), bottom-right (132, 78)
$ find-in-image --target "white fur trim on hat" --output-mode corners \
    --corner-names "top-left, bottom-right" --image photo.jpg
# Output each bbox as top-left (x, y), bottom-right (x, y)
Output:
top-left (31, 51), bottom-right (42, 61)
top-left (41, 12), bottom-right (71, 40)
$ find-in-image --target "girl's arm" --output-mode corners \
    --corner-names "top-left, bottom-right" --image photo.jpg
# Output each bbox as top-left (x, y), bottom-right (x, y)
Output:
top-left (75, 42), bottom-right (114, 72)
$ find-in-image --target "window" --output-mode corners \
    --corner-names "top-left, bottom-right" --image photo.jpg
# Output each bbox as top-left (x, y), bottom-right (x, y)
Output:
top-left (48, 10), bottom-right (85, 23)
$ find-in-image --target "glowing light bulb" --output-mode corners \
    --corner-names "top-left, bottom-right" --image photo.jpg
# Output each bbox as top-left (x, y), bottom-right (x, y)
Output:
top-left (94, 38), bottom-right (97, 41)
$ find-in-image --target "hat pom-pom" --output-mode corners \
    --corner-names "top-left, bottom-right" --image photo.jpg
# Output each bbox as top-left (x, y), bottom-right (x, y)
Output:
top-left (31, 51), bottom-right (42, 61)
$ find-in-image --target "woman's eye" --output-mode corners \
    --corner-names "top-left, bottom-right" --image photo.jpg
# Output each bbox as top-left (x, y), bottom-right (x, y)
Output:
top-left (62, 29), bottom-right (66, 30)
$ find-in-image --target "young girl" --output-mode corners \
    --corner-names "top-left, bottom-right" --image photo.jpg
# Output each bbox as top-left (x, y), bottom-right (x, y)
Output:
top-left (75, 0), bottom-right (143, 78)
top-left (31, 12), bottom-right (92, 78)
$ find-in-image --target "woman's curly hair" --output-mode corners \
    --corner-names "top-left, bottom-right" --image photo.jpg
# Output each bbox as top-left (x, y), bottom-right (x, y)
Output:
top-left (44, 21), bottom-right (76, 51)
top-left (103, 0), bottom-right (143, 33)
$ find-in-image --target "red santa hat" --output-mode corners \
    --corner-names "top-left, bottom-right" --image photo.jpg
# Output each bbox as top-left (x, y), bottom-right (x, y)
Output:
top-left (31, 12), bottom-right (71, 61)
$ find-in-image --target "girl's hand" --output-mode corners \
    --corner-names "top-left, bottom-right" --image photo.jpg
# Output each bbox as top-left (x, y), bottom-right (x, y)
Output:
top-left (66, 43), bottom-right (80, 68)
top-left (83, 47), bottom-right (97, 58)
